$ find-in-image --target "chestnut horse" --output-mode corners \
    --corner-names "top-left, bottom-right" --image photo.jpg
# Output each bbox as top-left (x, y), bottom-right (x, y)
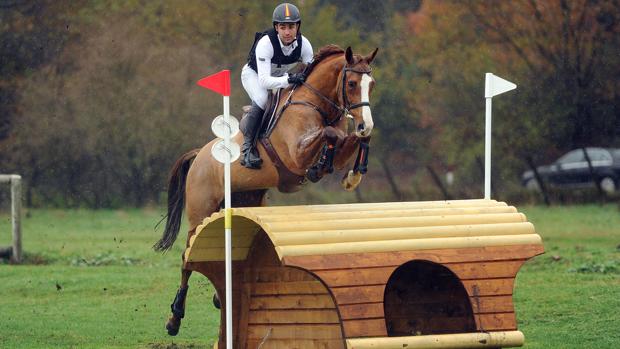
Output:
top-left (154, 45), bottom-right (378, 336)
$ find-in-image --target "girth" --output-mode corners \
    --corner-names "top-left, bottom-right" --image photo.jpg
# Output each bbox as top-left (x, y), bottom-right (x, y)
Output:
top-left (260, 138), bottom-right (307, 193)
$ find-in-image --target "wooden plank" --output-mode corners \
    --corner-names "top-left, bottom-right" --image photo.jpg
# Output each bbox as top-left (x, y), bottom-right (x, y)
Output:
top-left (248, 309), bottom-right (340, 324)
top-left (315, 267), bottom-right (395, 287)
top-left (196, 215), bottom-right (260, 231)
top-left (475, 312), bottom-right (517, 331)
top-left (331, 285), bottom-right (385, 305)
top-left (242, 199), bottom-right (502, 214)
top-left (185, 246), bottom-right (249, 262)
top-left (269, 222), bottom-right (535, 252)
top-left (266, 213), bottom-right (526, 233)
top-left (342, 318), bottom-right (387, 337)
top-left (250, 294), bottom-right (336, 310)
top-left (249, 266), bottom-right (316, 283)
top-left (192, 233), bottom-right (255, 248)
top-left (463, 278), bottom-right (515, 297)
top-left (339, 302), bottom-right (384, 320)
top-left (346, 331), bottom-right (525, 349)
top-left (245, 339), bottom-right (345, 349)
top-left (237, 278), bottom-right (253, 348)
top-left (446, 260), bottom-right (525, 280)
top-left (253, 281), bottom-right (329, 295)
top-left (470, 295), bottom-right (514, 314)
top-left (259, 206), bottom-right (518, 222)
top-left (283, 244), bottom-right (545, 271)
top-left (247, 324), bottom-right (342, 339)
top-left (278, 234), bottom-right (541, 259)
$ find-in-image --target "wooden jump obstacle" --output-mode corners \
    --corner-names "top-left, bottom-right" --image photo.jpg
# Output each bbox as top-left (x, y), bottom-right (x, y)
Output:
top-left (184, 199), bottom-right (544, 348)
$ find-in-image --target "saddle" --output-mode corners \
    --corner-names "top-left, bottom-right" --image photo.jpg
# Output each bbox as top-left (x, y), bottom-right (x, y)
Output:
top-left (239, 63), bottom-right (308, 138)
top-left (240, 89), bottom-right (306, 193)
top-left (239, 89), bottom-right (283, 139)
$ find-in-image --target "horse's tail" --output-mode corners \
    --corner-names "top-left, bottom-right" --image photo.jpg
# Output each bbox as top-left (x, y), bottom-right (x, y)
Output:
top-left (153, 148), bottom-right (200, 252)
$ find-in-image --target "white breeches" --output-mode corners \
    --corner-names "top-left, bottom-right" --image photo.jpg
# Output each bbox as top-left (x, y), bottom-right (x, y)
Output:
top-left (241, 65), bottom-right (268, 109)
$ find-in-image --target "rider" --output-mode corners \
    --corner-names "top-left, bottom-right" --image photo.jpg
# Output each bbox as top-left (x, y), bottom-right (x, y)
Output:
top-left (240, 2), bottom-right (314, 169)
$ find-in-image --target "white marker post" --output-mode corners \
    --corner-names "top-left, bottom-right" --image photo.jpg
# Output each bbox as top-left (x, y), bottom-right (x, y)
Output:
top-left (484, 73), bottom-right (517, 199)
top-left (197, 70), bottom-right (240, 349)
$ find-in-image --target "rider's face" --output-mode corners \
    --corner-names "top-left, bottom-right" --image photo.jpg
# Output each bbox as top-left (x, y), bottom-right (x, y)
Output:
top-left (275, 23), bottom-right (298, 45)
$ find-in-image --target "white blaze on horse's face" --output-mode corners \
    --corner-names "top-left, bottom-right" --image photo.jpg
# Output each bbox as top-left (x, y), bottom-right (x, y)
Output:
top-left (356, 73), bottom-right (374, 137)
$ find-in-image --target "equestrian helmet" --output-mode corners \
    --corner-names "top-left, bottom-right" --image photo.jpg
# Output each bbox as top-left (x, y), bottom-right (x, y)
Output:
top-left (273, 3), bottom-right (301, 24)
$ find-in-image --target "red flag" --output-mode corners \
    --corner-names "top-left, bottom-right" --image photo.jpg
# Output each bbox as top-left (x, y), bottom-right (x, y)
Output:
top-left (197, 70), bottom-right (230, 96)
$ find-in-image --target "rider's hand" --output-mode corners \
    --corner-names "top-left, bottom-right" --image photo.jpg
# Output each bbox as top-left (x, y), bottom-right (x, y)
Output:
top-left (287, 73), bottom-right (305, 85)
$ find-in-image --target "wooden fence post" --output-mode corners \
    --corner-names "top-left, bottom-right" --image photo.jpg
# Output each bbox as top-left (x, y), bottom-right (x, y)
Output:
top-left (1, 174), bottom-right (22, 263)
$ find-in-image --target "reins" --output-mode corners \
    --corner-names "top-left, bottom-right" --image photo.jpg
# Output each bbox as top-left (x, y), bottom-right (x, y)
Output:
top-left (259, 55), bottom-right (374, 190)
top-left (279, 63), bottom-right (372, 127)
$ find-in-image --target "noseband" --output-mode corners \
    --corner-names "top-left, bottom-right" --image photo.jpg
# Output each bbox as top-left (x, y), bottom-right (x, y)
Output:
top-left (285, 65), bottom-right (373, 127)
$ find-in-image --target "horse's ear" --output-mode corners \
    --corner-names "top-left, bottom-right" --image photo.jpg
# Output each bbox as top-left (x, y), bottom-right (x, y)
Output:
top-left (345, 47), bottom-right (354, 65)
top-left (365, 48), bottom-right (379, 64)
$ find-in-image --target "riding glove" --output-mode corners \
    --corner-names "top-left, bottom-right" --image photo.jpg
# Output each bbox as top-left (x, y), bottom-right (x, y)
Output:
top-left (287, 73), bottom-right (305, 85)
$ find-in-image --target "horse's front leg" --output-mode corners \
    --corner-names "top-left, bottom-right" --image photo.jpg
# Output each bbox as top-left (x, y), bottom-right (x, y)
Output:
top-left (335, 136), bottom-right (371, 191)
top-left (305, 126), bottom-right (343, 182)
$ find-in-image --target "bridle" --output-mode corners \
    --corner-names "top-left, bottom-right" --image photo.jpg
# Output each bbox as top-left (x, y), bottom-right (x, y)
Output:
top-left (259, 61), bottom-right (374, 189)
top-left (283, 64), bottom-right (373, 127)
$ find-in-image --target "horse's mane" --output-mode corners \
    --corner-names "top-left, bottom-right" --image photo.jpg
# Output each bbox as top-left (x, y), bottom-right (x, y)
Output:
top-left (304, 44), bottom-right (345, 76)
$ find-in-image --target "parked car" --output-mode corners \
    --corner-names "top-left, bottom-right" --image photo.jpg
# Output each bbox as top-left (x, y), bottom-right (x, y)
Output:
top-left (522, 147), bottom-right (620, 194)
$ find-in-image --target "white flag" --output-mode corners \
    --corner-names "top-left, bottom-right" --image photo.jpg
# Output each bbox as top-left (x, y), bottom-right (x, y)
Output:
top-left (485, 73), bottom-right (517, 98)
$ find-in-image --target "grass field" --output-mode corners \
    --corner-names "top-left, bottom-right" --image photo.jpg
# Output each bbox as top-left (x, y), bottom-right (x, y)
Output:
top-left (1, 204), bottom-right (619, 348)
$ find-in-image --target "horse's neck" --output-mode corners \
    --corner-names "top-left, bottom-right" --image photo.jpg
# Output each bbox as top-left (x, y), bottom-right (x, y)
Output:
top-left (280, 58), bottom-right (344, 134)
top-left (304, 58), bottom-right (344, 112)
top-left (269, 58), bottom-right (346, 172)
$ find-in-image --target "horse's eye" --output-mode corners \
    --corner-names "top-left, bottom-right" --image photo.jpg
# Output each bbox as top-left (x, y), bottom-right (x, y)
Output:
top-left (348, 81), bottom-right (357, 88)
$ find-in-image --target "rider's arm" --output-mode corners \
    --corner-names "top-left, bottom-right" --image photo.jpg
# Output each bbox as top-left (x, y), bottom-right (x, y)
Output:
top-left (255, 36), bottom-right (290, 89)
top-left (300, 36), bottom-right (314, 64)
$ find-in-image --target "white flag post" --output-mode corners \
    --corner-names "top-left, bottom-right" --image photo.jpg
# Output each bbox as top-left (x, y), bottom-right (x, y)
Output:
top-left (197, 70), bottom-right (240, 349)
top-left (484, 73), bottom-right (517, 199)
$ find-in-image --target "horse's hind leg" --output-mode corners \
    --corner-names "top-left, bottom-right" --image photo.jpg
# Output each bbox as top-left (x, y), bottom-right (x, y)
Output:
top-left (165, 226), bottom-right (203, 336)
top-left (165, 249), bottom-right (194, 336)
top-left (166, 180), bottom-right (223, 336)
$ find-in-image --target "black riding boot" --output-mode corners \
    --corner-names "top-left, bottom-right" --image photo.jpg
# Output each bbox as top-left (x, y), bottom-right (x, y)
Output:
top-left (240, 103), bottom-right (264, 169)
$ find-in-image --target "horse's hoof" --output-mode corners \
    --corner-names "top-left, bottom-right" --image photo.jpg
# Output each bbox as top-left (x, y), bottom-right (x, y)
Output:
top-left (341, 170), bottom-right (362, 191)
top-left (213, 293), bottom-right (221, 309)
top-left (166, 316), bottom-right (181, 336)
top-left (306, 168), bottom-right (322, 183)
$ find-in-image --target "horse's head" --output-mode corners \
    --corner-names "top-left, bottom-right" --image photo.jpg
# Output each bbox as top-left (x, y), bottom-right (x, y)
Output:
top-left (340, 47), bottom-right (378, 137)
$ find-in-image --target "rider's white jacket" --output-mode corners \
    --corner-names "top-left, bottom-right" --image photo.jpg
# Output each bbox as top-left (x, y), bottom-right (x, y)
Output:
top-left (251, 34), bottom-right (314, 89)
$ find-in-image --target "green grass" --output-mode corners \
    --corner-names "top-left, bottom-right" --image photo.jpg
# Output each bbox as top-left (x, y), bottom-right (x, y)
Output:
top-left (1, 204), bottom-right (619, 348)
top-left (514, 205), bottom-right (620, 348)
top-left (0, 209), bottom-right (218, 348)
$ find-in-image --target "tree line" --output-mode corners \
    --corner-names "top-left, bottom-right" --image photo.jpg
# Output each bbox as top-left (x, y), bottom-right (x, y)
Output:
top-left (1, 0), bottom-right (618, 207)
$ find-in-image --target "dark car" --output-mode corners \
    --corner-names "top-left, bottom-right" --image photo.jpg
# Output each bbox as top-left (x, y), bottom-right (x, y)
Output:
top-left (522, 147), bottom-right (620, 194)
